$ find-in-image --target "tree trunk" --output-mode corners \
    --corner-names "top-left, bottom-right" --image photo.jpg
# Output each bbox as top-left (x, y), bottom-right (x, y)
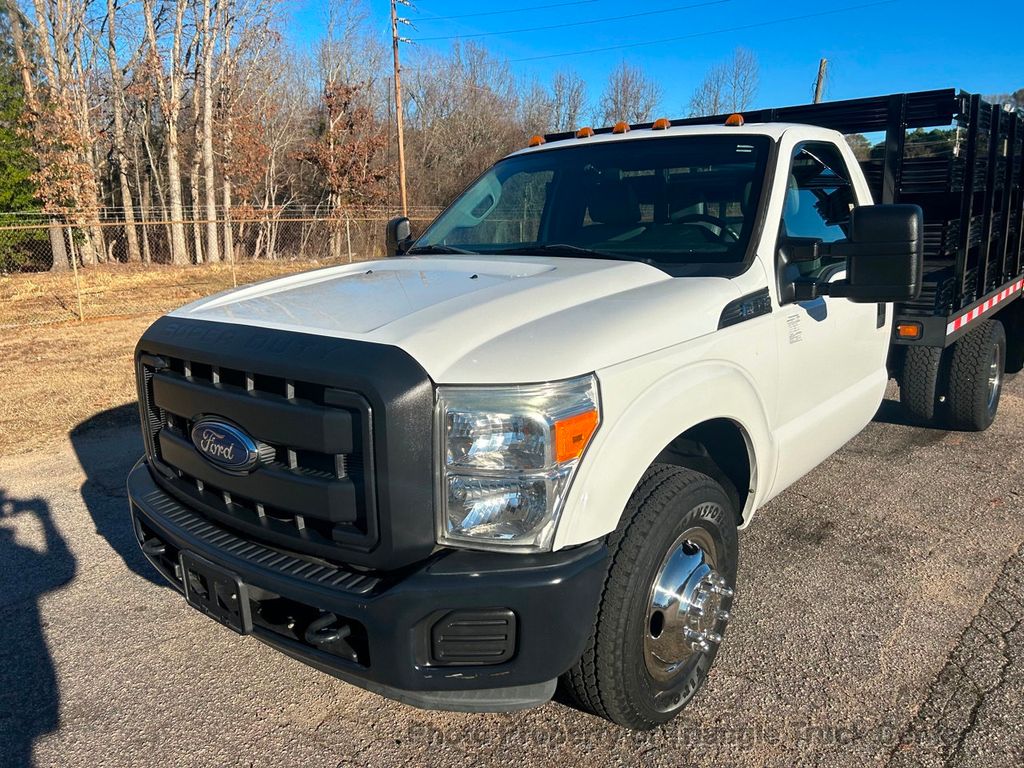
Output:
top-left (219, 23), bottom-right (235, 266)
top-left (221, 110), bottom-right (234, 262)
top-left (190, 59), bottom-right (205, 264)
top-left (67, 4), bottom-right (104, 265)
top-left (105, 0), bottom-right (141, 262)
top-left (137, 162), bottom-right (153, 265)
top-left (190, 161), bottom-right (204, 264)
top-left (201, 0), bottom-right (221, 261)
top-left (144, 0), bottom-right (190, 265)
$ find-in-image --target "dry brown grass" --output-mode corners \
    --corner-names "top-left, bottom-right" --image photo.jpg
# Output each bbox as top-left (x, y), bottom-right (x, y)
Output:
top-left (0, 258), bottom-right (353, 456)
top-left (1, 314), bottom-right (154, 456)
top-left (0, 258), bottom-right (354, 327)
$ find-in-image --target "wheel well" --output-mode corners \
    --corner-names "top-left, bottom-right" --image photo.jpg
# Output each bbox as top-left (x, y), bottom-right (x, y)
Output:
top-left (652, 419), bottom-right (753, 524)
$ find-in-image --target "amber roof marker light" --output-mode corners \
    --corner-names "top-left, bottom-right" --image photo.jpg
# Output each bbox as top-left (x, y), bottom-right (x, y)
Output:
top-left (651, 118), bottom-right (671, 130)
top-left (528, 135), bottom-right (546, 147)
top-left (612, 121), bottom-right (630, 134)
top-left (725, 113), bottom-right (745, 126)
top-left (575, 126), bottom-right (596, 138)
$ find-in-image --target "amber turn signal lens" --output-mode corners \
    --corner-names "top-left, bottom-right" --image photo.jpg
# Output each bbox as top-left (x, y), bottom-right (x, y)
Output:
top-left (612, 121), bottom-right (630, 134)
top-left (725, 113), bottom-right (745, 126)
top-left (575, 126), bottom-right (595, 138)
top-left (554, 409), bottom-right (599, 463)
top-left (651, 117), bottom-right (671, 130)
top-left (528, 135), bottom-right (546, 147)
top-left (896, 322), bottom-right (923, 340)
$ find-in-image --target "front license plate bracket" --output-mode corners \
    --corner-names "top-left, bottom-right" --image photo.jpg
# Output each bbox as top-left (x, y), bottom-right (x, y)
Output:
top-left (180, 551), bottom-right (253, 634)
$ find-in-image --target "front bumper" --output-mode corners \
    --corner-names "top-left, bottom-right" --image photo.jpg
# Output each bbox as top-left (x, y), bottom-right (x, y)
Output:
top-left (127, 459), bottom-right (607, 712)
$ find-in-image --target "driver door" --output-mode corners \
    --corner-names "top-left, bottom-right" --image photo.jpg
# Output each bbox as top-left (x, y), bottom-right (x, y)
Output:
top-left (770, 140), bottom-right (890, 494)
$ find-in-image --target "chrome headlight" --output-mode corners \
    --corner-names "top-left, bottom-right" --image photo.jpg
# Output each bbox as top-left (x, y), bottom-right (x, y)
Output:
top-left (436, 374), bottom-right (601, 552)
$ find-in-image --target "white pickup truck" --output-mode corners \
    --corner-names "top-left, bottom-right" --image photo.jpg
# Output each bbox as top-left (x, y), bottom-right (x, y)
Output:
top-left (128, 89), bottom-right (1024, 729)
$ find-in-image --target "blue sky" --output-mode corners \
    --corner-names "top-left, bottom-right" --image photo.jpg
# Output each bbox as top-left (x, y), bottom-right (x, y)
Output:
top-left (286, 0), bottom-right (1024, 115)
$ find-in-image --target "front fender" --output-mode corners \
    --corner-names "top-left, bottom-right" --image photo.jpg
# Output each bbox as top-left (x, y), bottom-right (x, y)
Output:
top-left (553, 352), bottom-right (778, 550)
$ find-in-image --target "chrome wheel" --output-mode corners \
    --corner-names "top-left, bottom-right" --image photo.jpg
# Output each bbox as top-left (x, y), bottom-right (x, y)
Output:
top-left (643, 516), bottom-right (733, 684)
top-left (987, 343), bottom-right (1003, 412)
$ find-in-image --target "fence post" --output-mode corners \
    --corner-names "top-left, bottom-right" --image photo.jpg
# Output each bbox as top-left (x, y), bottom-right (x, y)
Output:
top-left (346, 217), bottom-right (353, 263)
top-left (68, 231), bottom-right (84, 322)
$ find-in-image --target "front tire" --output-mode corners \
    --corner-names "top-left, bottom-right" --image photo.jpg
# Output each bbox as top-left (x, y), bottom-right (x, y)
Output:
top-left (560, 464), bottom-right (739, 730)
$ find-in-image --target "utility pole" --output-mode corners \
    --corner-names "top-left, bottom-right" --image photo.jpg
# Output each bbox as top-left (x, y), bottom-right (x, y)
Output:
top-left (390, 0), bottom-right (410, 217)
top-left (813, 58), bottom-right (828, 104)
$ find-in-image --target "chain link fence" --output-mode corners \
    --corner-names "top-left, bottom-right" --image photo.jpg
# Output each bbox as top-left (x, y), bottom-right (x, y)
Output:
top-left (0, 208), bottom-right (440, 328)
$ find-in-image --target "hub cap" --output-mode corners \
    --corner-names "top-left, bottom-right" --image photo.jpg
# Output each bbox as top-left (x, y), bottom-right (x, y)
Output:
top-left (643, 521), bottom-right (733, 682)
top-left (987, 343), bottom-right (1003, 411)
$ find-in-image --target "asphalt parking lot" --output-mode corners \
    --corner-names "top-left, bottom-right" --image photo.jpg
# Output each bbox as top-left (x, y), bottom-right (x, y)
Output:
top-left (1, 382), bottom-right (1022, 768)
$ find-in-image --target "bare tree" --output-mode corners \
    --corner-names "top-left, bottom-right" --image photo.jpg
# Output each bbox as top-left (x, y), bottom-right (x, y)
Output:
top-left (689, 47), bottom-right (759, 117)
top-left (405, 42), bottom-right (521, 207)
top-left (597, 61), bottom-right (661, 125)
top-left (143, 0), bottom-right (191, 264)
top-left (189, 41), bottom-right (205, 263)
top-left (199, 0), bottom-right (220, 261)
top-left (519, 78), bottom-right (553, 135)
top-left (18, 0), bottom-right (107, 265)
top-left (986, 88), bottom-right (1024, 111)
top-left (104, 0), bottom-right (142, 261)
top-left (519, 70), bottom-right (588, 134)
top-left (550, 70), bottom-right (586, 132)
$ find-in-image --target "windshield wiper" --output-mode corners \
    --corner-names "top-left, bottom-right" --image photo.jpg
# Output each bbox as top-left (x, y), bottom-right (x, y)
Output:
top-left (406, 243), bottom-right (476, 255)
top-left (490, 243), bottom-right (629, 261)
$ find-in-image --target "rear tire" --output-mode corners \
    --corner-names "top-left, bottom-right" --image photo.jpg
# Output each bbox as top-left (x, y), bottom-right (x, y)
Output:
top-left (560, 464), bottom-right (739, 730)
top-left (899, 345), bottom-right (945, 423)
top-left (947, 319), bottom-right (1006, 431)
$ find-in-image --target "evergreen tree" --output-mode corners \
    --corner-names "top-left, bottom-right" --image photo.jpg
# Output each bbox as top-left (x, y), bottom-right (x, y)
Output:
top-left (0, 8), bottom-right (44, 270)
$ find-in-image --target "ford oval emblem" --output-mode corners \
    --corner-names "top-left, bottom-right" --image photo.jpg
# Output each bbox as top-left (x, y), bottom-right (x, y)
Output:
top-left (190, 418), bottom-right (260, 472)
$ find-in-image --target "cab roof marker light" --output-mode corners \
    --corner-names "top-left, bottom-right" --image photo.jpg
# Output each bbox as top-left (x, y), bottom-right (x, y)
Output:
top-left (612, 121), bottom-right (630, 134)
top-left (725, 113), bottom-right (745, 126)
top-left (527, 134), bottom-right (546, 147)
top-left (651, 118), bottom-right (671, 130)
top-left (575, 126), bottom-right (595, 138)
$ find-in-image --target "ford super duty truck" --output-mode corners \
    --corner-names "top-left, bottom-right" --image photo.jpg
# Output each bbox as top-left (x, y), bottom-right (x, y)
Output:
top-left (128, 89), bottom-right (1024, 729)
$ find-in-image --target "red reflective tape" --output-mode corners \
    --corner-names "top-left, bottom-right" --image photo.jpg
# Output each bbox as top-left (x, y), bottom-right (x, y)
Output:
top-left (946, 278), bottom-right (1024, 336)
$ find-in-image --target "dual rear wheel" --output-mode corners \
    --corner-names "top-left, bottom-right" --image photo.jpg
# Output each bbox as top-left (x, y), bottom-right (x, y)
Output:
top-left (899, 319), bottom-right (1007, 431)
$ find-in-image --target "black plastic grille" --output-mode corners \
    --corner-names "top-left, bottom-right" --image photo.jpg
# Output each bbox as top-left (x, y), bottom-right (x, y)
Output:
top-left (138, 353), bottom-right (376, 559)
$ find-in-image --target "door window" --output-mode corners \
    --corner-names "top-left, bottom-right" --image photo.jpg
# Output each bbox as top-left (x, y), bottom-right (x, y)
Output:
top-left (782, 143), bottom-right (855, 243)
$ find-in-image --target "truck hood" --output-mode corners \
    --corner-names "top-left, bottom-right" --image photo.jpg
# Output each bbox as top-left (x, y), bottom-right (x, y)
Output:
top-left (171, 255), bottom-right (742, 383)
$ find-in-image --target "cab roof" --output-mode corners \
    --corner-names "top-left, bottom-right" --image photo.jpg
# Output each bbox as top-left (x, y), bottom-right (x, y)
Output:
top-left (508, 122), bottom-right (833, 158)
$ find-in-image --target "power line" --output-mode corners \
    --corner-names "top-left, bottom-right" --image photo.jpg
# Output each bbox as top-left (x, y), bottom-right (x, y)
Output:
top-left (511, 0), bottom-right (899, 61)
top-left (416, 0), bottom-right (730, 42)
top-left (417, 0), bottom-right (602, 22)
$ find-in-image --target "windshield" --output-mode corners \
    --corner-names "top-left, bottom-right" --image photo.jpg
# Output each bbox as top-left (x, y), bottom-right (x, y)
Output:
top-left (412, 135), bottom-right (772, 275)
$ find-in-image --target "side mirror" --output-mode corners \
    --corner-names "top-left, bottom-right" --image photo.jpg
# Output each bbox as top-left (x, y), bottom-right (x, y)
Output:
top-left (784, 205), bottom-right (925, 304)
top-left (385, 216), bottom-right (413, 256)
top-left (828, 204), bottom-right (924, 303)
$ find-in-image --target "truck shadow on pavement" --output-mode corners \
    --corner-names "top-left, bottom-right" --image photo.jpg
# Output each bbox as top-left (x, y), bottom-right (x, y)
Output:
top-left (0, 488), bottom-right (76, 768)
top-left (70, 403), bottom-right (162, 588)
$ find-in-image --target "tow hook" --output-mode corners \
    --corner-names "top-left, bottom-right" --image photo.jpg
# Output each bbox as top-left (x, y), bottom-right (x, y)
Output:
top-left (304, 613), bottom-right (358, 662)
top-left (141, 537), bottom-right (167, 557)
